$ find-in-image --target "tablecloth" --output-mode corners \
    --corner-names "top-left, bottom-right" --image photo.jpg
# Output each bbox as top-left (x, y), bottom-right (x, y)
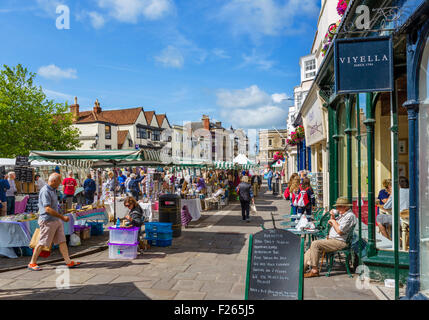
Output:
top-left (105, 199), bottom-right (128, 220)
top-left (0, 214), bottom-right (74, 259)
top-left (181, 199), bottom-right (201, 221)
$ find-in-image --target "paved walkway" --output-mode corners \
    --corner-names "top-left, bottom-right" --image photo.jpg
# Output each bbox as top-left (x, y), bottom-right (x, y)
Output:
top-left (0, 184), bottom-right (378, 300)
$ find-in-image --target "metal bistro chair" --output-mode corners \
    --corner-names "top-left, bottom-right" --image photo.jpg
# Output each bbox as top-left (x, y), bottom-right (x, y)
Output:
top-left (324, 224), bottom-right (357, 278)
top-left (218, 189), bottom-right (229, 210)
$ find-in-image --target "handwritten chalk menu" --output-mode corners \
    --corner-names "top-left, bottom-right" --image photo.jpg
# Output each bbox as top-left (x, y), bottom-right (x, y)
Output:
top-left (26, 194), bottom-right (39, 213)
top-left (16, 156), bottom-right (30, 166)
top-left (246, 229), bottom-right (302, 300)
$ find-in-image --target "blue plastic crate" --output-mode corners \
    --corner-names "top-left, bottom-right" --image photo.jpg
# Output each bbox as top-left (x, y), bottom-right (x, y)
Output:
top-left (145, 238), bottom-right (172, 247)
top-left (144, 222), bottom-right (172, 233)
top-left (88, 222), bottom-right (104, 236)
top-left (146, 231), bottom-right (173, 240)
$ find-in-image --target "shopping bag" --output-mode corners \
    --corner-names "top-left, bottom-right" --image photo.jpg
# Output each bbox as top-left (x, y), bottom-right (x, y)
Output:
top-left (250, 204), bottom-right (257, 214)
top-left (29, 228), bottom-right (52, 257)
top-left (295, 215), bottom-right (308, 231)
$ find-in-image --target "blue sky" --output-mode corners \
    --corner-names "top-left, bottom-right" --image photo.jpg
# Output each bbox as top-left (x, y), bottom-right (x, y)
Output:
top-left (0, 0), bottom-right (320, 131)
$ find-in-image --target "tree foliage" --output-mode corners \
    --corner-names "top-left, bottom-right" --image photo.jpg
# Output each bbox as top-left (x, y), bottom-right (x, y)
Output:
top-left (0, 64), bottom-right (81, 158)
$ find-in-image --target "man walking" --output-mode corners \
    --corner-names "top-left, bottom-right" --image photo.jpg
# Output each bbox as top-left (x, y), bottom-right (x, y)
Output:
top-left (267, 169), bottom-right (273, 192)
top-left (237, 176), bottom-right (255, 223)
top-left (6, 172), bottom-right (17, 215)
top-left (83, 173), bottom-right (96, 205)
top-left (28, 173), bottom-right (82, 271)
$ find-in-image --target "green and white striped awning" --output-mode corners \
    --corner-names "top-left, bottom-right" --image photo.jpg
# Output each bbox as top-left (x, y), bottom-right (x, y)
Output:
top-left (214, 161), bottom-right (235, 169)
top-left (29, 149), bottom-right (162, 168)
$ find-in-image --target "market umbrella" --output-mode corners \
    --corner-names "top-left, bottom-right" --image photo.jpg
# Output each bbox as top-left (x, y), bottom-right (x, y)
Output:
top-left (29, 149), bottom-right (162, 220)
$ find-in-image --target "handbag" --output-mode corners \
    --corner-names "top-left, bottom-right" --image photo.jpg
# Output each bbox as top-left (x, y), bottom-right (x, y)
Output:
top-left (29, 228), bottom-right (52, 257)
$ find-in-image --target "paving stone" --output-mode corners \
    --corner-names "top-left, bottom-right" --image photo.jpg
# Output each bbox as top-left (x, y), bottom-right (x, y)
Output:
top-left (110, 275), bottom-right (155, 284)
top-left (201, 281), bottom-right (234, 293)
top-left (84, 274), bottom-right (120, 285)
top-left (151, 279), bottom-right (178, 290)
top-left (172, 280), bottom-right (204, 292)
top-left (174, 272), bottom-right (198, 280)
top-left (52, 293), bottom-right (95, 300)
top-left (195, 273), bottom-right (219, 281)
top-left (1, 279), bottom-right (41, 290)
top-left (138, 269), bottom-right (176, 281)
top-left (0, 278), bottom-right (16, 288)
top-left (204, 292), bottom-right (243, 300)
top-left (103, 284), bottom-right (136, 297)
top-left (75, 284), bottom-right (112, 295)
top-left (231, 283), bottom-right (245, 295)
top-left (0, 269), bottom-right (28, 279)
top-left (174, 291), bottom-right (207, 300)
top-left (138, 288), bottom-right (178, 300)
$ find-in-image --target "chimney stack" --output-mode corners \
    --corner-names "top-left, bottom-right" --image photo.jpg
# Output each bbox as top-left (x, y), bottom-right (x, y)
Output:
top-left (93, 99), bottom-right (102, 114)
top-left (202, 115), bottom-right (210, 130)
top-left (70, 96), bottom-right (80, 122)
top-left (215, 121), bottom-right (222, 128)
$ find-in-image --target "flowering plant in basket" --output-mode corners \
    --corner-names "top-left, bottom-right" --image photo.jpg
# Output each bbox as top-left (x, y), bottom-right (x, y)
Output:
top-left (337, 0), bottom-right (350, 16)
top-left (273, 151), bottom-right (284, 162)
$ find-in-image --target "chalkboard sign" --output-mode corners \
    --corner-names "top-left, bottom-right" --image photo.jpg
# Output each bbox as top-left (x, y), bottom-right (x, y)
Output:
top-left (15, 167), bottom-right (34, 183)
top-left (16, 156), bottom-right (30, 166)
top-left (245, 229), bottom-right (304, 300)
top-left (25, 194), bottom-right (39, 213)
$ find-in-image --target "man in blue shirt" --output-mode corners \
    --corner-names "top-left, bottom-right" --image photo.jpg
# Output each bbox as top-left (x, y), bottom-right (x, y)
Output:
top-left (83, 173), bottom-right (96, 205)
top-left (28, 173), bottom-right (82, 271)
top-left (117, 171), bottom-right (127, 194)
top-left (0, 173), bottom-right (10, 216)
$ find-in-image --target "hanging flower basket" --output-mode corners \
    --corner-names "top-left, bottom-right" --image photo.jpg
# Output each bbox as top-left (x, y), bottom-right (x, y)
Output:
top-left (273, 151), bottom-right (285, 162)
top-left (337, 0), bottom-right (350, 16)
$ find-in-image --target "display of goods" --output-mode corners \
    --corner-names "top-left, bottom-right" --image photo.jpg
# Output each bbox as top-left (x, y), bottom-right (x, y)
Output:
top-left (146, 231), bottom-right (173, 240)
top-left (88, 222), bottom-right (104, 236)
top-left (108, 242), bottom-right (138, 260)
top-left (109, 226), bottom-right (139, 244)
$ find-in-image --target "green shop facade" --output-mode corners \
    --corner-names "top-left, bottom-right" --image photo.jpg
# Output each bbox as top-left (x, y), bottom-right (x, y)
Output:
top-left (312, 0), bottom-right (429, 299)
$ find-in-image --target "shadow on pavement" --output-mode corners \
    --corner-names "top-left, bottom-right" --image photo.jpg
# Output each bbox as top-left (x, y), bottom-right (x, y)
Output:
top-left (0, 281), bottom-right (151, 300)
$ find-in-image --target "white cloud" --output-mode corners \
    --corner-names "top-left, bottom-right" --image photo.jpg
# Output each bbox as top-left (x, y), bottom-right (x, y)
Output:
top-left (155, 46), bottom-right (184, 68)
top-left (43, 89), bottom-right (74, 101)
top-left (272, 93), bottom-right (288, 104)
top-left (97, 0), bottom-right (173, 23)
top-left (240, 49), bottom-right (275, 70)
top-left (217, 85), bottom-right (270, 108)
top-left (218, 0), bottom-right (318, 38)
top-left (216, 85), bottom-right (289, 128)
top-left (221, 105), bottom-right (288, 128)
top-left (38, 64), bottom-right (78, 80)
top-left (88, 11), bottom-right (106, 29)
top-left (35, 0), bottom-right (66, 17)
top-left (212, 49), bottom-right (231, 59)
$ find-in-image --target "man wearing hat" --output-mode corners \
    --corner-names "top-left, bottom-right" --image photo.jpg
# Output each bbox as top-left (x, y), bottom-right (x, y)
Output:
top-left (303, 197), bottom-right (357, 278)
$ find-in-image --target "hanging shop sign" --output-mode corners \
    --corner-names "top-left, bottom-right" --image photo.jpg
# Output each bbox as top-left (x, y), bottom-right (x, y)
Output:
top-left (334, 36), bottom-right (393, 94)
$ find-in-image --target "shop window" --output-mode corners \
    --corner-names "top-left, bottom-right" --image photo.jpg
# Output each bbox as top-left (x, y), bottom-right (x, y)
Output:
top-left (105, 125), bottom-right (111, 140)
top-left (105, 145), bottom-right (112, 150)
top-left (152, 130), bottom-right (160, 141)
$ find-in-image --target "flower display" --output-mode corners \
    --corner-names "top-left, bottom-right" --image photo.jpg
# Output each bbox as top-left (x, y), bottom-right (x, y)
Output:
top-left (273, 151), bottom-right (285, 161)
top-left (321, 20), bottom-right (341, 57)
top-left (287, 126), bottom-right (305, 146)
top-left (337, 0), bottom-right (350, 16)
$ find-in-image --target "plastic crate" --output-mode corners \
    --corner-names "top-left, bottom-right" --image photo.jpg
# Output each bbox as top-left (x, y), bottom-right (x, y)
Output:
top-left (88, 222), bottom-right (104, 236)
top-left (144, 222), bottom-right (172, 233)
top-left (109, 227), bottom-right (139, 244)
top-left (146, 231), bottom-right (173, 240)
top-left (145, 238), bottom-right (172, 247)
top-left (108, 242), bottom-right (138, 260)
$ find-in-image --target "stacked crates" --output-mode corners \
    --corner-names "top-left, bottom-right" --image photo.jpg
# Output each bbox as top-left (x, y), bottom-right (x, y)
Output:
top-left (108, 226), bottom-right (140, 259)
top-left (144, 222), bottom-right (173, 247)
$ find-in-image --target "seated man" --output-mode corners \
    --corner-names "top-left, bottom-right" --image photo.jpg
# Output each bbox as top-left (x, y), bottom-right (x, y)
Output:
top-left (303, 197), bottom-right (357, 278)
top-left (204, 185), bottom-right (225, 210)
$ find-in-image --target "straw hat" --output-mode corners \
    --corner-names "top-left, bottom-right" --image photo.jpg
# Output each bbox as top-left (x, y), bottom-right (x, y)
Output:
top-left (333, 197), bottom-right (353, 207)
top-left (241, 176), bottom-right (249, 183)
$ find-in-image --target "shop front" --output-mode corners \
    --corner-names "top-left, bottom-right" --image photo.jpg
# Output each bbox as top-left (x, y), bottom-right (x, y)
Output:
top-left (312, 0), bottom-right (429, 299)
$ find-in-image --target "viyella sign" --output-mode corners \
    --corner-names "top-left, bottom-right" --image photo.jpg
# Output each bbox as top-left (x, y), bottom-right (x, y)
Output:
top-left (334, 36), bottom-right (393, 94)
